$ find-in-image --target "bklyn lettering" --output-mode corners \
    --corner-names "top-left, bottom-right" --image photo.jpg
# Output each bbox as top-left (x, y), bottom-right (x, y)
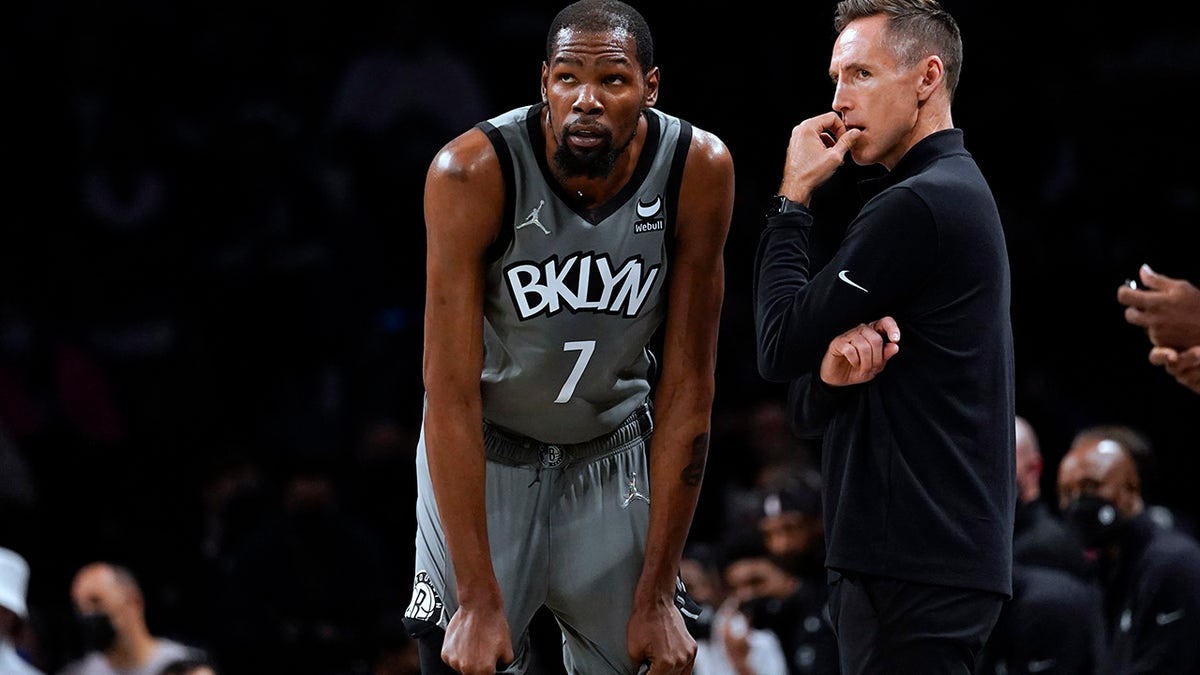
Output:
top-left (505, 252), bottom-right (661, 319)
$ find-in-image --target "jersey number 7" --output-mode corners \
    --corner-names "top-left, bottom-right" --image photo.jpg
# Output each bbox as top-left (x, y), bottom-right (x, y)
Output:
top-left (555, 340), bottom-right (595, 403)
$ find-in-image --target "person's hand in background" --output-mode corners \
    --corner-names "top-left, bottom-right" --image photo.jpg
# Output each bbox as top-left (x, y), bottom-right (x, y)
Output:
top-left (1117, 264), bottom-right (1200, 348)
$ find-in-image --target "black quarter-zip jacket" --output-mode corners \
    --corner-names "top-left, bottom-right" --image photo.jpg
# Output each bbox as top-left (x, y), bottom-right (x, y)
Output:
top-left (754, 128), bottom-right (1016, 597)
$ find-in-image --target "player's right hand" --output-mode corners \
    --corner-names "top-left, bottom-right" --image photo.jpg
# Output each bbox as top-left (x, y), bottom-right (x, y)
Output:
top-left (442, 604), bottom-right (515, 675)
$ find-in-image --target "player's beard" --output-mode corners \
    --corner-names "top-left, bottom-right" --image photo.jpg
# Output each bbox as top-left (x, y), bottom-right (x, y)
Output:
top-left (550, 111), bottom-right (639, 180)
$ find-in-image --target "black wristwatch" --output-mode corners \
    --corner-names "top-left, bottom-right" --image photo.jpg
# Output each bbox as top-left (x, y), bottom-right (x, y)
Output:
top-left (765, 194), bottom-right (805, 218)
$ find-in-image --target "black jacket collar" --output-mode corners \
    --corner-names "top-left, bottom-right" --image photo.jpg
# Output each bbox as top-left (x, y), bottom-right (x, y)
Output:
top-left (858, 128), bottom-right (966, 201)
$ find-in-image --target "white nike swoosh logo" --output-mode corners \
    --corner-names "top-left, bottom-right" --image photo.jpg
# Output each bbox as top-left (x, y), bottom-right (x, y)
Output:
top-left (837, 270), bottom-right (869, 293)
top-left (1156, 609), bottom-right (1185, 625)
top-left (636, 196), bottom-right (661, 218)
top-left (1027, 659), bottom-right (1057, 673)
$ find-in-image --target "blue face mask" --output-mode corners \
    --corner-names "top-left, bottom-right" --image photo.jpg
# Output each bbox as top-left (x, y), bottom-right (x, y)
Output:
top-left (77, 612), bottom-right (116, 652)
top-left (1062, 494), bottom-right (1125, 549)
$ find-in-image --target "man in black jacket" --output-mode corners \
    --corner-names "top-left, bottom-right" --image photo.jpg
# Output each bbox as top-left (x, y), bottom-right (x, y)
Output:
top-left (753, 1), bottom-right (1014, 672)
top-left (1057, 424), bottom-right (1200, 674)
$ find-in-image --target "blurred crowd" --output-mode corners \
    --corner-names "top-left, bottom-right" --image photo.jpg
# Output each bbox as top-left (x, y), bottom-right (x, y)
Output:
top-left (2, 1), bottom-right (1200, 674)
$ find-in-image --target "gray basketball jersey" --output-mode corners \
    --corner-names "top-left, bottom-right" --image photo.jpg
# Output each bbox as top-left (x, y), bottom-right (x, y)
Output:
top-left (478, 104), bottom-right (692, 444)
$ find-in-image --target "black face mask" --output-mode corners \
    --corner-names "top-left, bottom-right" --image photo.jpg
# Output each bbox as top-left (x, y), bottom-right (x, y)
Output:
top-left (77, 612), bottom-right (116, 652)
top-left (1063, 494), bottom-right (1126, 549)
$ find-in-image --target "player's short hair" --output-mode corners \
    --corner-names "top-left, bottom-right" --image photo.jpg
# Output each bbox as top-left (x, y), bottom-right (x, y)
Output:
top-left (547, 0), bottom-right (655, 74)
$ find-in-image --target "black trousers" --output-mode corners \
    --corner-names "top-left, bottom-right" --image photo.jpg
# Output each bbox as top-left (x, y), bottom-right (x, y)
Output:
top-left (828, 571), bottom-right (1005, 675)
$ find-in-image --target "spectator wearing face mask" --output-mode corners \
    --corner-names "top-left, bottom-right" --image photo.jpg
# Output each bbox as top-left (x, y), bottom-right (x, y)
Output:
top-left (679, 543), bottom-right (790, 675)
top-left (1056, 425), bottom-right (1200, 674)
top-left (57, 562), bottom-right (205, 675)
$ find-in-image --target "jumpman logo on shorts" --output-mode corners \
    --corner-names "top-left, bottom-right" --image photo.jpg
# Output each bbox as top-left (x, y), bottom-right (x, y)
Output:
top-left (517, 199), bottom-right (550, 235)
top-left (622, 472), bottom-right (650, 509)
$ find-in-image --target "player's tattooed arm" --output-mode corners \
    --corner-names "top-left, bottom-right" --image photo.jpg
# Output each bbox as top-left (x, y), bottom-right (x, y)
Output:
top-left (681, 432), bottom-right (708, 487)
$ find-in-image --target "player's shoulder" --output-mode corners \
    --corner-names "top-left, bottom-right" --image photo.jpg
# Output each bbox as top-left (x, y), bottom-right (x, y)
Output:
top-left (428, 125), bottom-right (501, 186)
top-left (652, 108), bottom-right (729, 164)
top-left (686, 123), bottom-right (732, 167)
top-left (674, 118), bottom-right (733, 197)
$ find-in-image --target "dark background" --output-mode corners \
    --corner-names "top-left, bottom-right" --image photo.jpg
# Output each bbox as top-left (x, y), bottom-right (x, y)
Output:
top-left (2, 1), bottom-right (1199, 673)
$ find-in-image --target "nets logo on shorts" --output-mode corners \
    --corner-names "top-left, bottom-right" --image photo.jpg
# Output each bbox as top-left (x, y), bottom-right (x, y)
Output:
top-left (538, 444), bottom-right (564, 468)
top-left (404, 570), bottom-right (444, 624)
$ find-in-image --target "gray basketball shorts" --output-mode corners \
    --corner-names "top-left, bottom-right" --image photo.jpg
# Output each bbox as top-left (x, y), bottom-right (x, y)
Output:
top-left (406, 403), bottom-right (658, 674)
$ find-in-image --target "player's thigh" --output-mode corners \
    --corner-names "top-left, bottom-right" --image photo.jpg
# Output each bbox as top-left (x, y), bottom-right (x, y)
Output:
top-left (406, 432), bottom-right (549, 650)
top-left (548, 444), bottom-right (651, 673)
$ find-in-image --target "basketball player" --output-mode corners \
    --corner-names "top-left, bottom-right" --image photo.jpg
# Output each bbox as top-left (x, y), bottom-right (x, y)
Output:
top-left (404, 1), bottom-right (734, 674)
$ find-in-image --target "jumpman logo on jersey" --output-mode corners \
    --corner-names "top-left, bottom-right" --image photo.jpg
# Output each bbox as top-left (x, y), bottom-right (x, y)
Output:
top-left (622, 472), bottom-right (650, 509)
top-left (517, 199), bottom-right (550, 235)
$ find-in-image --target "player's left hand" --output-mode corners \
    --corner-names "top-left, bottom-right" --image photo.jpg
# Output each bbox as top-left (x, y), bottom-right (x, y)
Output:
top-left (627, 594), bottom-right (696, 674)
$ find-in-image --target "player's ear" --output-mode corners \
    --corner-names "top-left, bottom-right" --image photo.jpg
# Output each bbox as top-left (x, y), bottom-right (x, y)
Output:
top-left (643, 66), bottom-right (660, 108)
top-left (541, 63), bottom-right (550, 104)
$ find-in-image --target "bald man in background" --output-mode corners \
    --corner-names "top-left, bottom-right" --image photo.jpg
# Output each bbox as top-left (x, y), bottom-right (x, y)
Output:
top-left (1012, 416), bottom-right (1088, 577)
